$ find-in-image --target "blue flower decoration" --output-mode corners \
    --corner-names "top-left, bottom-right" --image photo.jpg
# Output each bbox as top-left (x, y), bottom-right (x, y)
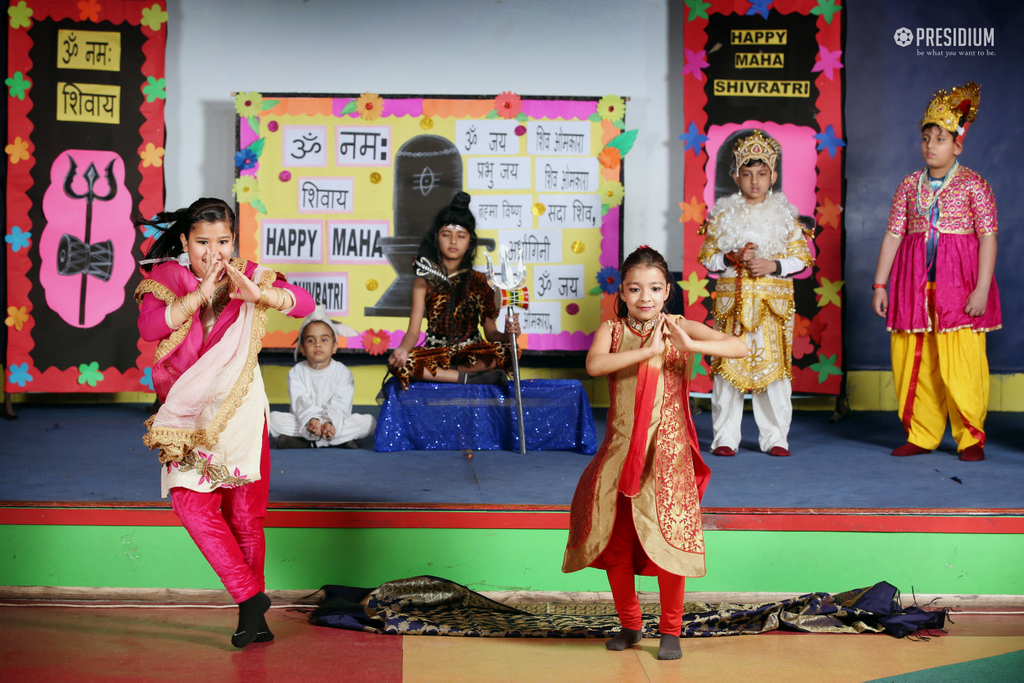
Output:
top-left (745, 0), bottom-right (773, 19)
top-left (813, 124), bottom-right (846, 158)
top-left (596, 266), bottom-right (622, 295)
top-left (141, 214), bottom-right (168, 240)
top-left (6, 226), bottom-right (31, 252)
top-left (234, 148), bottom-right (258, 171)
top-left (141, 367), bottom-right (154, 391)
top-left (8, 362), bottom-right (33, 387)
top-left (678, 122), bottom-right (709, 157)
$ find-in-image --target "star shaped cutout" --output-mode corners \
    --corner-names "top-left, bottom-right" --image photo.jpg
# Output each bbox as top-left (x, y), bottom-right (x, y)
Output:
top-left (682, 49), bottom-right (710, 81)
top-left (811, 45), bottom-right (844, 81)
top-left (815, 277), bottom-right (844, 308)
top-left (815, 196), bottom-right (843, 229)
top-left (679, 271), bottom-right (710, 306)
top-left (679, 122), bottom-right (709, 157)
top-left (814, 124), bottom-right (846, 158)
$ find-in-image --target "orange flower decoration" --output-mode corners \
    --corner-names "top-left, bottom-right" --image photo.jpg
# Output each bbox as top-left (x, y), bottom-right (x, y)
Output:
top-left (494, 92), bottom-right (522, 119)
top-left (598, 146), bottom-right (622, 169)
top-left (816, 195), bottom-right (843, 229)
top-left (5, 136), bottom-right (30, 164)
top-left (678, 196), bottom-right (706, 224)
top-left (793, 313), bottom-right (811, 338)
top-left (361, 328), bottom-right (391, 355)
top-left (140, 142), bottom-right (165, 168)
top-left (356, 93), bottom-right (383, 121)
top-left (77, 0), bottom-right (100, 22)
top-left (5, 305), bottom-right (30, 331)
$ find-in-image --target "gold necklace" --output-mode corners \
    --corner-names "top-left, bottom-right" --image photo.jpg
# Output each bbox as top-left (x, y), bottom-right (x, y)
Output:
top-left (625, 312), bottom-right (658, 337)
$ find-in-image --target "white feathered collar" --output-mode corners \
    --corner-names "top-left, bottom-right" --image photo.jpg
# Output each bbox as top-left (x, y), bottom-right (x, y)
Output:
top-left (708, 191), bottom-right (798, 259)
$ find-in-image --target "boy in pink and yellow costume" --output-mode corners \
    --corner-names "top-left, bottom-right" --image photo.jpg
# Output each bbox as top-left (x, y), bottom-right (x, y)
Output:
top-left (872, 82), bottom-right (1000, 462)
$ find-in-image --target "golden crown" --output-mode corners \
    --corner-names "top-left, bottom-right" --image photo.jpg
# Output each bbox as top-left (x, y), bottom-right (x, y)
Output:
top-left (921, 81), bottom-right (981, 136)
top-left (733, 130), bottom-right (780, 173)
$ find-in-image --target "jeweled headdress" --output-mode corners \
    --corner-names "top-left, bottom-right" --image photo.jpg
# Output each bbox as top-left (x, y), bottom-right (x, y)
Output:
top-left (733, 130), bottom-right (781, 173)
top-left (921, 81), bottom-right (980, 139)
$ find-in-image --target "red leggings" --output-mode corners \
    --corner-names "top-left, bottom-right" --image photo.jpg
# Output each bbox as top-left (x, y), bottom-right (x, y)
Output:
top-left (170, 426), bottom-right (270, 604)
top-left (601, 493), bottom-right (686, 636)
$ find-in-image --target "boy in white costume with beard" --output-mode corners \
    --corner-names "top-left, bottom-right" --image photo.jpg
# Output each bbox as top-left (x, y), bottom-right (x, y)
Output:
top-left (698, 130), bottom-right (814, 457)
top-left (269, 305), bottom-right (377, 449)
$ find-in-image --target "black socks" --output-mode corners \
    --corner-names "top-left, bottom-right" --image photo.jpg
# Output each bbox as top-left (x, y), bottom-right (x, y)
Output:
top-left (232, 591), bottom-right (271, 648)
top-left (254, 614), bottom-right (274, 643)
top-left (605, 627), bottom-right (642, 651)
top-left (657, 634), bottom-right (682, 660)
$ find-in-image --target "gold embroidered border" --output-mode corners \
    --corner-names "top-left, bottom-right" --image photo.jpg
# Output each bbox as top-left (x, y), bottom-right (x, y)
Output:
top-left (134, 278), bottom-right (194, 363)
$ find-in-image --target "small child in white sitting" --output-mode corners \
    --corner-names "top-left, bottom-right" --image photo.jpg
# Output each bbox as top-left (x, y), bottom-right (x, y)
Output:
top-left (269, 305), bottom-right (376, 449)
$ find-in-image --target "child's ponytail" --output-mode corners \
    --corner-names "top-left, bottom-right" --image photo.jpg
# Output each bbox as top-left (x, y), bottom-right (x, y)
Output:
top-left (136, 198), bottom-right (237, 271)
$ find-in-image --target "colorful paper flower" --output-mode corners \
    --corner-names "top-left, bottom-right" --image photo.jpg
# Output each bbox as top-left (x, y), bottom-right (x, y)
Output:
top-left (140, 3), bottom-right (169, 31)
top-left (234, 92), bottom-right (263, 119)
top-left (679, 271), bottom-right (710, 306)
top-left (596, 266), bottom-right (621, 295)
top-left (140, 143), bottom-right (165, 168)
top-left (5, 136), bottom-right (30, 164)
top-left (598, 146), bottom-right (622, 169)
top-left (77, 0), bottom-right (101, 22)
top-left (6, 226), bottom-right (31, 252)
top-left (234, 148), bottom-right (258, 171)
top-left (809, 353), bottom-right (843, 384)
top-left (684, 0), bottom-right (712, 22)
top-left (8, 362), bottom-right (32, 387)
top-left (141, 215), bottom-right (167, 239)
top-left (811, 45), bottom-right (844, 81)
top-left (267, 120), bottom-right (279, 132)
top-left (678, 197), bottom-right (706, 224)
top-left (233, 176), bottom-right (261, 205)
top-left (809, 0), bottom-right (842, 24)
top-left (141, 367), bottom-right (154, 391)
top-left (598, 179), bottom-right (624, 207)
top-left (597, 95), bottom-right (625, 121)
top-left (356, 93), bottom-right (383, 121)
top-left (566, 303), bottom-right (579, 316)
top-left (77, 362), bottom-right (104, 387)
top-left (5, 71), bottom-right (31, 100)
top-left (813, 124), bottom-right (845, 157)
top-left (682, 49), bottom-right (709, 81)
top-left (8, 2), bottom-right (33, 29)
top-left (6, 305), bottom-right (29, 331)
top-left (361, 329), bottom-right (390, 355)
top-left (816, 196), bottom-right (843, 229)
top-left (793, 313), bottom-right (811, 338)
top-left (142, 76), bottom-right (166, 102)
top-left (814, 277), bottom-right (844, 308)
top-left (494, 92), bottom-right (522, 119)
top-left (278, 170), bottom-right (291, 182)
top-left (792, 334), bottom-right (814, 360)
top-left (679, 122), bottom-right (709, 156)
top-left (746, 0), bottom-right (773, 19)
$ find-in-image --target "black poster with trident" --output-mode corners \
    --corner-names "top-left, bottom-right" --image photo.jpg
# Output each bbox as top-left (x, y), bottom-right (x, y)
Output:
top-left (5, 10), bottom-right (164, 394)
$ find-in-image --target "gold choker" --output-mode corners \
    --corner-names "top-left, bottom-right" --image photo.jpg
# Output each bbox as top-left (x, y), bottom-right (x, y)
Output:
top-left (625, 313), bottom-right (658, 337)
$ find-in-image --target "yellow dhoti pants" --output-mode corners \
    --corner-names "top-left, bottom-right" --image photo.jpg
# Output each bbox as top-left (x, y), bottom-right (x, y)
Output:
top-left (890, 317), bottom-right (988, 453)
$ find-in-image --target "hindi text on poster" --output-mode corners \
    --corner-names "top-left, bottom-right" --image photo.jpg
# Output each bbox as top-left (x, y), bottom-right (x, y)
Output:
top-left (57, 82), bottom-right (120, 124)
top-left (336, 126), bottom-right (391, 165)
top-left (298, 177), bottom-right (354, 213)
top-left (57, 30), bottom-right (121, 71)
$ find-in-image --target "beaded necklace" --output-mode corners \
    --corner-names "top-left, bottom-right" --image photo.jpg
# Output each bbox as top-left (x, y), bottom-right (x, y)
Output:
top-left (915, 160), bottom-right (959, 217)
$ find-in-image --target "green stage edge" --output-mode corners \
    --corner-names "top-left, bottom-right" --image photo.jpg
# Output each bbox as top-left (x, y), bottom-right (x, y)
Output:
top-left (3, 525), bottom-right (1023, 596)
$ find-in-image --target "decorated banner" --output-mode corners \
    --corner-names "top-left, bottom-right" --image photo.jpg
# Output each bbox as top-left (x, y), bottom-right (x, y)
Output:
top-left (680, 0), bottom-right (845, 394)
top-left (5, 0), bottom-right (167, 393)
top-left (233, 93), bottom-right (629, 355)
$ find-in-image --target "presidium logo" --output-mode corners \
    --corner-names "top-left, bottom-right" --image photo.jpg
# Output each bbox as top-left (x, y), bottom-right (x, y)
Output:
top-left (893, 26), bottom-right (995, 51)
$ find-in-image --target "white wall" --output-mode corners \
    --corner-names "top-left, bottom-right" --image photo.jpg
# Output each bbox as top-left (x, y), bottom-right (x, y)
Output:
top-left (166, 0), bottom-right (680, 260)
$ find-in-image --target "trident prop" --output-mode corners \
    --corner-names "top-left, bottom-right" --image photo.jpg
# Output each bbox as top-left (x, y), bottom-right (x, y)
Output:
top-left (486, 246), bottom-right (530, 454)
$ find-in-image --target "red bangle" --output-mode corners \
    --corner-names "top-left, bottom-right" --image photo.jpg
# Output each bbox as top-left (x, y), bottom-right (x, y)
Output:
top-left (872, 283), bottom-right (887, 290)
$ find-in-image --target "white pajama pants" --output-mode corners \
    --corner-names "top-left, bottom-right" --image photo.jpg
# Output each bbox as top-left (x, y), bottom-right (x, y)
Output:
top-left (710, 374), bottom-right (792, 452)
top-left (267, 411), bottom-right (376, 448)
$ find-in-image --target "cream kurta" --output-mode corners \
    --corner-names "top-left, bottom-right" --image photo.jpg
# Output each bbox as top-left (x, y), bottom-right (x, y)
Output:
top-left (563, 316), bottom-right (710, 577)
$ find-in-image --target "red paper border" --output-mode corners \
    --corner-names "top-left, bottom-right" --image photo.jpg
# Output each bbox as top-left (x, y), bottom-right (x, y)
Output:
top-left (5, 0), bottom-right (166, 393)
top-left (682, 0), bottom-right (845, 395)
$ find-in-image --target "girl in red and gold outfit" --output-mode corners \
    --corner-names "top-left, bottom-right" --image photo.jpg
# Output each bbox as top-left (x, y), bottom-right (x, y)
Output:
top-left (563, 247), bottom-right (747, 660)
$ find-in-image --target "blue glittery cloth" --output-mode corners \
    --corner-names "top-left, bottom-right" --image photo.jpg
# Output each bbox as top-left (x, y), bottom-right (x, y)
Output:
top-left (374, 378), bottom-right (598, 454)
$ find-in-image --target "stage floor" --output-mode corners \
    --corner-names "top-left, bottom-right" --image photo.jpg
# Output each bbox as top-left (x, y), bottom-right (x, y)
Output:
top-left (1, 403), bottom-right (1022, 509)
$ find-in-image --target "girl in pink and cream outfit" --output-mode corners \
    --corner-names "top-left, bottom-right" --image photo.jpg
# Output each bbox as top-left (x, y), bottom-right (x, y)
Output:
top-left (135, 198), bottom-right (314, 647)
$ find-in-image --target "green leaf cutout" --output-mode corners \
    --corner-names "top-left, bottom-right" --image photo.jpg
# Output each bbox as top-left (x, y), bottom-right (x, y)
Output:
top-left (606, 129), bottom-right (638, 156)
